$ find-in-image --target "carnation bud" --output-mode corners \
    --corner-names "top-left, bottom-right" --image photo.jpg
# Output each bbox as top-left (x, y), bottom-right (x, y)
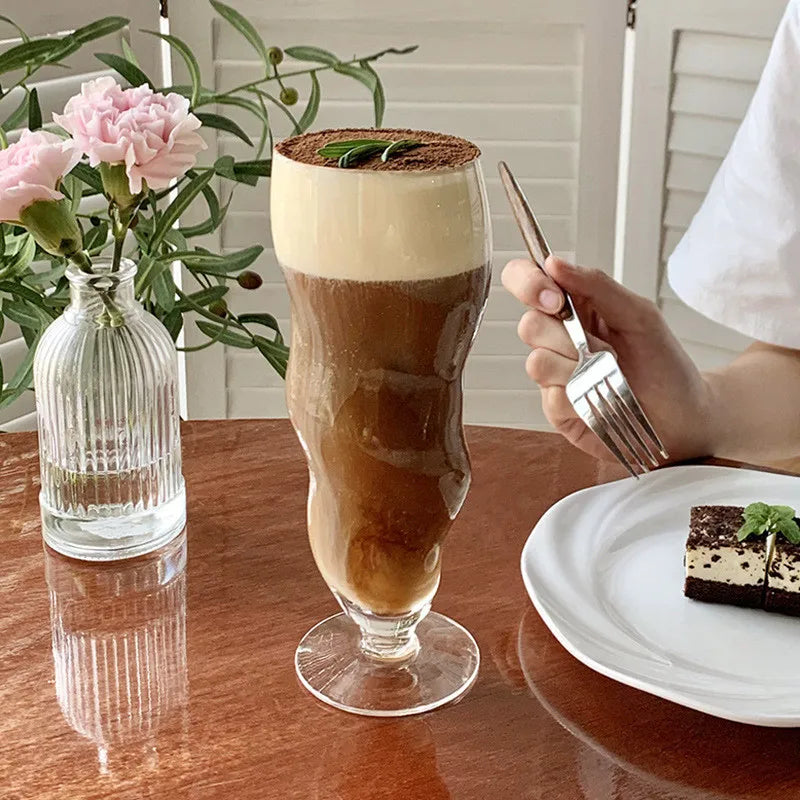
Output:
top-left (268, 47), bottom-right (283, 65)
top-left (209, 299), bottom-right (228, 317)
top-left (280, 87), bottom-right (299, 106)
top-left (19, 199), bottom-right (84, 261)
top-left (99, 162), bottom-right (143, 212)
top-left (237, 270), bottom-right (262, 290)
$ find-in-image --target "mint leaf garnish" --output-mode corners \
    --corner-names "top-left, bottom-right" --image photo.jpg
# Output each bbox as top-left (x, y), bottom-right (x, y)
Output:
top-left (737, 502), bottom-right (800, 544)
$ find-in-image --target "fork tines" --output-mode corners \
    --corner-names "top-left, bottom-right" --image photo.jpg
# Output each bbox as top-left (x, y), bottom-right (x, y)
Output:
top-left (576, 378), bottom-right (667, 479)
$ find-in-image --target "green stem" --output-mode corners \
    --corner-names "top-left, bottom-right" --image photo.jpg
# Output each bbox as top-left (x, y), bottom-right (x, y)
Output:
top-left (214, 51), bottom-right (392, 100)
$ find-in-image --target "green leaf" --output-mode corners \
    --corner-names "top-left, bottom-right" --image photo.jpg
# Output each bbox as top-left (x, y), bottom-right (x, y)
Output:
top-left (23, 262), bottom-right (67, 287)
top-left (742, 502), bottom-right (771, 526)
top-left (195, 112), bottom-right (253, 145)
top-left (196, 319), bottom-right (254, 349)
top-left (253, 335), bottom-right (288, 378)
top-left (238, 312), bottom-right (280, 334)
top-left (0, 39), bottom-right (61, 75)
top-left (317, 138), bottom-right (390, 158)
top-left (285, 45), bottom-right (338, 65)
top-left (6, 330), bottom-right (39, 390)
top-left (296, 71), bottom-right (320, 133)
top-left (164, 244), bottom-right (262, 274)
top-left (175, 285), bottom-right (228, 311)
top-left (737, 520), bottom-right (763, 542)
top-left (179, 185), bottom-right (232, 238)
top-left (210, 0), bottom-right (270, 67)
top-left (0, 15), bottom-right (29, 43)
top-left (143, 31), bottom-right (202, 107)
top-left (2, 298), bottom-right (41, 331)
top-left (381, 139), bottom-right (421, 162)
top-left (772, 505), bottom-right (796, 521)
top-left (95, 52), bottom-right (154, 89)
top-left (334, 60), bottom-right (385, 126)
top-left (150, 169), bottom-right (215, 251)
top-left (338, 142), bottom-right (386, 168)
top-left (27, 87), bottom-right (42, 130)
top-left (83, 220), bottom-right (110, 252)
top-left (163, 308), bottom-right (183, 341)
top-left (133, 252), bottom-right (159, 295)
top-left (152, 266), bottom-right (176, 312)
top-left (232, 159), bottom-right (271, 178)
top-left (214, 155), bottom-right (236, 180)
top-left (2, 93), bottom-right (28, 133)
top-left (69, 162), bottom-right (105, 194)
top-left (776, 518), bottom-right (800, 545)
top-left (121, 36), bottom-right (139, 66)
top-left (0, 234), bottom-right (35, 280)
top-left (72, 16), bottom-right (129, 45)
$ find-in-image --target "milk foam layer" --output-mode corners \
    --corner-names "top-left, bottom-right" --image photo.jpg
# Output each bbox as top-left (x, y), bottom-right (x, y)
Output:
top-left (270, 150), bottom-right (491, 282)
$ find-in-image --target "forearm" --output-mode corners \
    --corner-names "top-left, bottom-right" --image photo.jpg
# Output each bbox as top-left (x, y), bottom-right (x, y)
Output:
top-left (705, 342), bottom-right (800, 461)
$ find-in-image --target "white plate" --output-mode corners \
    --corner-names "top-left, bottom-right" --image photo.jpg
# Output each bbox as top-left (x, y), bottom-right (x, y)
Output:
top-left (521, 465), bottom-right (800, 727)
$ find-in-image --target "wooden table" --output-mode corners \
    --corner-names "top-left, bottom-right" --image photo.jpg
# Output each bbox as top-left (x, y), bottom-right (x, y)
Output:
top-left (3, 420), bottom-right (800, 799)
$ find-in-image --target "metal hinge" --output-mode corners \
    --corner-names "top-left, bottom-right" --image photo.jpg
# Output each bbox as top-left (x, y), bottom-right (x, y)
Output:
top-left (627, 0), bottom-right (637, 29)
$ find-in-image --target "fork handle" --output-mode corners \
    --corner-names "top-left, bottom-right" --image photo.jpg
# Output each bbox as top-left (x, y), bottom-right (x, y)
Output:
top-left (497, 162), bottom-right (590, 355)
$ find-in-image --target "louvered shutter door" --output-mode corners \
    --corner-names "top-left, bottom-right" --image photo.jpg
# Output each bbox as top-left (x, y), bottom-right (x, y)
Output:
top-left (0, 2), bottom-right (161, 431)
top-left (621, 0), bottom-right (787, 371)
top-left (170, 0), bottom-right (626, 428)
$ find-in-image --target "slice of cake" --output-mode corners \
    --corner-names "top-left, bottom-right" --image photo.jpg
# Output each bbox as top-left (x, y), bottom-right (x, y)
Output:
top-left (764, 535), bottom-right (800, 616)
top-left (684, 505), bottom-right (768, 608)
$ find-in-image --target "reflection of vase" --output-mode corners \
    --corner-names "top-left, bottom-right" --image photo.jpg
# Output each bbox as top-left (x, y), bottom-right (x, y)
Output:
top-left (45, 531), bottom-right (188, 774)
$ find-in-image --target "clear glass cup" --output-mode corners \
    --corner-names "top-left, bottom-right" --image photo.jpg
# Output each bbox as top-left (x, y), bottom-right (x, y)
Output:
top-left (271, 132), bottom-right (492, 715)
top-left (46, 531), bottom-right (188, 774)
top-left (34, 258), bottom-right (185, 560)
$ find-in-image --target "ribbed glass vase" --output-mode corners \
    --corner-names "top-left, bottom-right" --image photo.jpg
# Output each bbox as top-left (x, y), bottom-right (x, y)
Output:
top-left (34, 259), bottom-right (185, 560)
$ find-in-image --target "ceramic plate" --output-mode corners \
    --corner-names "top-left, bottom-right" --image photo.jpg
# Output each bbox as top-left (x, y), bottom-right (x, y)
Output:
top-left (521, 465), bottom-right (800, 726)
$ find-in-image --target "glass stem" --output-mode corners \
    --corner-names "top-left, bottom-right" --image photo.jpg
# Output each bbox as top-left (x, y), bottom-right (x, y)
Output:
top-left (339, 594), bottom-right (427, 662)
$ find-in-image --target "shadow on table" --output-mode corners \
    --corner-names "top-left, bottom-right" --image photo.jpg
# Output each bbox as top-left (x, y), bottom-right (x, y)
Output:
top-left (44, 530), bottom-right (189, 777)
top-left (514, 607), bottom-right (800, 799)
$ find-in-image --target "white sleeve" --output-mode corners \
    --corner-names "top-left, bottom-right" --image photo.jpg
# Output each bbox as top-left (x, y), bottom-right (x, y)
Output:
top-left (667, 0), bottom-right (800, 349)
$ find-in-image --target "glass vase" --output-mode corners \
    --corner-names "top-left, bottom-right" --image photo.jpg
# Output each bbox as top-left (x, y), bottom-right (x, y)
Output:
top-left (34, 258), bottom-right (186, 560)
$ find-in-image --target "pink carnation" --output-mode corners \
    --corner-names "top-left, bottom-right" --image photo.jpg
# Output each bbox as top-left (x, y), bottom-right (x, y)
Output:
top-left (55, 76), bottom-right (207, 194)
top-left (0, 130), bottom-right (81, 222)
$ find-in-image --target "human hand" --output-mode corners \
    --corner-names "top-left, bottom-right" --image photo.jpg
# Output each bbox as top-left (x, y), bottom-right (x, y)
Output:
top-left (501, 256), bottom-right (716, 462)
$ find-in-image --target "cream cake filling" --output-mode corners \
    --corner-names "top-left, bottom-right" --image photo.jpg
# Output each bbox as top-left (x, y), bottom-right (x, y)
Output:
top-left (270, 150), bottom-right (491, 281)
top-left (685, 545), bottom-right (766, 586)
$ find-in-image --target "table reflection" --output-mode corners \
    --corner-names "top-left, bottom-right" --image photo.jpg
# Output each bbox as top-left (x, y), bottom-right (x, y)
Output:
top-left (516, 608), bottom-right (734, 800)
top-left (45, 531), bottom-right (188, 775)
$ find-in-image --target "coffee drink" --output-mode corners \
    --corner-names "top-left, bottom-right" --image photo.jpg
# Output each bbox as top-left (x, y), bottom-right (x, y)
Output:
top-left (271, 128), bottom-right (491, 616)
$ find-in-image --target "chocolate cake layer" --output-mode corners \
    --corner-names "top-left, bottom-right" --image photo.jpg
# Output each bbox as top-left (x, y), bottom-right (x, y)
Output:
top-left (684, 576), bottom-right (763, 608)
top-left (764, 587), bottom-right (800, 616)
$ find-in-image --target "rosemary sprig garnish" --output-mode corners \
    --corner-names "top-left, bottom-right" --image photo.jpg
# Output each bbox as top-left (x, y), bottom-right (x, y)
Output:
top-left (317, 137), bottom-right (422, 168)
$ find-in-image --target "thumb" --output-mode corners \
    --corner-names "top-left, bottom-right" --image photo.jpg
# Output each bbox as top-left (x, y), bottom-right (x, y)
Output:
top-left (544, 256), bottom-right (656, 333)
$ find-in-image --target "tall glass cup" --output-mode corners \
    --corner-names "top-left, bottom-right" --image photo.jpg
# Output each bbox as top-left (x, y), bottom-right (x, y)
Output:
top-left (271, 129), bottom-right (491, 715)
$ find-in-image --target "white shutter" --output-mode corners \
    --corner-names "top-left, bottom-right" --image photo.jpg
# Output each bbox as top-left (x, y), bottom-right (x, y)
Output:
top-left (171, 0), bottom-right (626, 428)
top-left (621, 0), bottom-right (787, 370)
top-left (0, 2), bottom-right (162, 430)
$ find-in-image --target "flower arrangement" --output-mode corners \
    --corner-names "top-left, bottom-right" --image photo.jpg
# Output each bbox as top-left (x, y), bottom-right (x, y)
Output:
top-left (0, 3), bottom-right (415, 412)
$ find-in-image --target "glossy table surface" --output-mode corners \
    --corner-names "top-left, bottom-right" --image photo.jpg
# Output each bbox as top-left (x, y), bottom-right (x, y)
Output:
top-left (3, 420), bottom-right (800, 800)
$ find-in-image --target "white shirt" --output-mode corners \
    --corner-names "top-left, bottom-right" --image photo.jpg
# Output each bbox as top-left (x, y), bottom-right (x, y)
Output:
top-left (668, 0), bottom-right (800, 349)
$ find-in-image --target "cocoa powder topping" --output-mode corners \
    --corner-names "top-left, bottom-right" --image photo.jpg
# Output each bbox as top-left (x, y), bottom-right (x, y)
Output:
top-left (275, 127), bottom-right (480, 172)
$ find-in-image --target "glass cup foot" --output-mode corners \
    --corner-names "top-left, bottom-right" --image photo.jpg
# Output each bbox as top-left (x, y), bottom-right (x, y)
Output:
top-left (295, 611), bottom-right (479, 717)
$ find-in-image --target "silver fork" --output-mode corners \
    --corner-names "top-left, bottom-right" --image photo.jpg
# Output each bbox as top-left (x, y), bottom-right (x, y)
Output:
top-left (498, 161), bottom-right (668, 478)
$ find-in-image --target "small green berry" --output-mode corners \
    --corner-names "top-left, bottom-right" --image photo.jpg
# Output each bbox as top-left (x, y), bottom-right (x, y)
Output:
top-left (280, 86), bottom-right (298, 106)
top-left (209, 299), bottom-right (228, 318)
top-left (237, 270), bottom-right (263, 290)
top-left (268, 46), bottom-right (283, 65)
